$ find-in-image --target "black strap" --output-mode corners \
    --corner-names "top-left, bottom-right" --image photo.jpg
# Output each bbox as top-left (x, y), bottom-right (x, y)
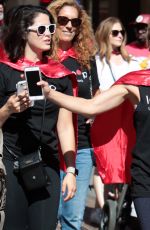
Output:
top-left (105, 59), bottom-right (116, 82)
top-left (4, 99), bottom-right (46, 160)
top-left (3, 144), bottom-right (18, 160)
top-left (39, 99), bottom-right (46, 147)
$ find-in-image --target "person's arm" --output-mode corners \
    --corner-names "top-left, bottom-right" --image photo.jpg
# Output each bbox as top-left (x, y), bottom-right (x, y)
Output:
top-left (38, 81), bottom-right (138, 117)
top-left (57, 108), bottom-right (76, 202)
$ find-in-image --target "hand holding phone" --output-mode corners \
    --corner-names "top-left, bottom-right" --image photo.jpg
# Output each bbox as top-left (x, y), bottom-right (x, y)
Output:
top-left (16, 80), bottom-right (34, 107)
top-left (24, 66), bottom-right (44, 100)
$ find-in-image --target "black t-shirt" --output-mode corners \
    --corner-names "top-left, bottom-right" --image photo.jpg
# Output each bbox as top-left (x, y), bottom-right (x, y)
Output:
top-left (0, 63), bottom-right (73, 164)
top-left (62, 57), bottom-right (99, 149)
top-left (132, 86), bottom-right (150, 197)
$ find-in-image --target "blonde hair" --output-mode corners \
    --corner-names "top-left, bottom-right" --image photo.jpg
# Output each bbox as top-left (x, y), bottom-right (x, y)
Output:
top-left (47, 0), bottom-right (98, 70)
top-left (95, 17), bottom-right (130, 63)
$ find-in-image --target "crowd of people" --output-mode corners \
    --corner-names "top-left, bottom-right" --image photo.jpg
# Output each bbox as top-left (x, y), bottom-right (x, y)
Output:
top-left (47, 1), bottom-right (99, 229)
top-left (0, 1), bottom-right (150, 230)
top-left (0, 4), bottom-right (76, 230)
top-left (90, 16), bottom-right (142, 226)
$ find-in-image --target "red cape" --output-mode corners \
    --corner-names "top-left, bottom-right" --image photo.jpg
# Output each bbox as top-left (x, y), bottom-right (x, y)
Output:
top-left (91, 69), bottom-right (150, 184)
top-left (0, 56), bottom-right (78, 170)
top-left (58, 48), bottom-right (77, 62)
top-left (0, 55), bottom-right (77, 86)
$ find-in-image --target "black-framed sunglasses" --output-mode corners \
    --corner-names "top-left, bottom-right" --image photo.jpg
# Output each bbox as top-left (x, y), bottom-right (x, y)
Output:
top-left (111, 30), bottom-right (125, 37)
top-left (28, 24), bottom-right (56, 36)
top-left (57, 16), bottom-right (82, 28)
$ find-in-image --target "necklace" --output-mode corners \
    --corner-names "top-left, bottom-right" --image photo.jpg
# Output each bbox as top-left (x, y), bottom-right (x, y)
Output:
top-left (112, 50), bottom-right (120, 55)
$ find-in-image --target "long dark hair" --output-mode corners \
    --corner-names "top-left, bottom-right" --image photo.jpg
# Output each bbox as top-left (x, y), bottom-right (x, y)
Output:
top-left (4, 5), bottom-right (55, 62)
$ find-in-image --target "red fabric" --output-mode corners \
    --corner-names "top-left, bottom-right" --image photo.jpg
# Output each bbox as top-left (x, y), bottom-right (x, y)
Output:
top-left (0, 56), bottom-right (75, 80)
top-left (40, 0), bottom-right (52, 3)
top-left (91, 69), bottom-right (150, 184)
top-left (58, 48), bottom-right (77, 62)
top-left (0, 46), bottom-right (5, 59)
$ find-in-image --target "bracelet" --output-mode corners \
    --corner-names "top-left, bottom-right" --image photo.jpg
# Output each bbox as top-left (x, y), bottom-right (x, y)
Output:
top-left (66, 167), bottom-right (78, 176)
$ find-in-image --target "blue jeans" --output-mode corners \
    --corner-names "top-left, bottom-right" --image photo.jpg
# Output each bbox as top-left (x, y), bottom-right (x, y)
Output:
top-left (58, 148), bottom-right (94, 230)
top-left (134, 197), bottom-right (150, 230)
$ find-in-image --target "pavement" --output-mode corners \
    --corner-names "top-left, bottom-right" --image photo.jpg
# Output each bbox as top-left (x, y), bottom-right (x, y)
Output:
top-left (82, 187), bottom-right (100, 230)
top-left (56, 184), bottom-right (141, 230)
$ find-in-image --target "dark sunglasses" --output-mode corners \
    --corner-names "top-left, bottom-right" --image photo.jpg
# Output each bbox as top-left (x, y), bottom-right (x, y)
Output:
top-left (57, 16), bottom-right (82, 27)
top-left (28, 24), bottom-right (56, 35)
top-left (111, 30), bottom-right (125, 37)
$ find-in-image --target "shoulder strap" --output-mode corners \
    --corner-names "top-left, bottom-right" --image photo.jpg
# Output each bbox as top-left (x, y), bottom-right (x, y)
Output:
top-left (95, 55), bottom-right (116, 82)
top-left (105, 59), bottom-right (116, 82)
top-left (3, 99), bottom-right (46, 159)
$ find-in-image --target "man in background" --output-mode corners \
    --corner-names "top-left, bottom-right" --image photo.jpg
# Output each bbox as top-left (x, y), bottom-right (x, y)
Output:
top-left (126, 14), bottom-right (150, 69)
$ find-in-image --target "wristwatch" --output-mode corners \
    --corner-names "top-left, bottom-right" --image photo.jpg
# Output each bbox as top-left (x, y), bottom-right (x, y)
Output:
top-left (66, 167), bottom-right (78, 176)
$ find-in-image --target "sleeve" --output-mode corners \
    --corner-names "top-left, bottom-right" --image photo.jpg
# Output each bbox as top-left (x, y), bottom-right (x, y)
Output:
top-left (59, 75), bottom-right (74, 96)
top-left (65, 76), bottom-right (74, 96)
top-left (90, 59), bottom-right (100, 92)
top-left (0, 63), bottom-right (19, 107)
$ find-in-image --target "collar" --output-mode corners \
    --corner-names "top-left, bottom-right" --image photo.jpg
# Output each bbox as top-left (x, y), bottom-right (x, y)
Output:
top-left (58, 47), bottom-right (77, 62)
top-left (112, 50), bottom-right (121, 55)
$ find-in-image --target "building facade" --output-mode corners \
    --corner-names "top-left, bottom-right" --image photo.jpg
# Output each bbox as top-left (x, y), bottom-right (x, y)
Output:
top-left (81, 0), bottom-right (150, 42)
top-left (6, 0), bottom-right (150, 43)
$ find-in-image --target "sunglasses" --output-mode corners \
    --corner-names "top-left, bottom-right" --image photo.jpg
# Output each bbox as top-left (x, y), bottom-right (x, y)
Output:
top-left (111, 30), bottom-right (125, 37)
top-left (57, 16), bottom-right (82, 28)
top-left (28, 24), bottom-right (56, 36)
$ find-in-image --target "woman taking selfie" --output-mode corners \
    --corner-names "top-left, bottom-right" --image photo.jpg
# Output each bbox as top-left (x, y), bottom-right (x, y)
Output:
top-left (0, 5), bottom-right (76, 230)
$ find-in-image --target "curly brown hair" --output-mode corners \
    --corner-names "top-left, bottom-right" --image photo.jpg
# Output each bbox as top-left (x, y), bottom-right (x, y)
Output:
top-left (95, 17), bottom-right (130, 63)
top-left (47, 0), bottom-right (98, 70)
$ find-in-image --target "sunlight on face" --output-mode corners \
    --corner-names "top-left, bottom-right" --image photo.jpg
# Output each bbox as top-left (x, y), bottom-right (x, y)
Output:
top-left (26, 13), bottom-right (52, 57)
top-left (57, 5), bottom-right (79, 48)
top-left (109, 22), bottom-right (124, 49)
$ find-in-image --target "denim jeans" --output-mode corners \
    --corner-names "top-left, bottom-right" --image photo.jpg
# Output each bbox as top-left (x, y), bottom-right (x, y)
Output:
top-left (58, 148), bottom-right (94, 230)
top-left (134, 197), bottom-right (150, 230)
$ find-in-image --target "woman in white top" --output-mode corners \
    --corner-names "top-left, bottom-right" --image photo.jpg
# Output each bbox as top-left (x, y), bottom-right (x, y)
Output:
top-left (92, 17), bottom-right (141, 223)
top-left (96, 17), bottom-right (140, 90)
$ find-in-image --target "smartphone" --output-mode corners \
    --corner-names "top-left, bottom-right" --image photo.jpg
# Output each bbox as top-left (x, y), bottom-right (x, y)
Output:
top-left (24, 66), bottom-right (44, 100)
top-left (16, 80), bottom-right (34, 107)
top-left (16, 80), bottom-right (27, 95)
